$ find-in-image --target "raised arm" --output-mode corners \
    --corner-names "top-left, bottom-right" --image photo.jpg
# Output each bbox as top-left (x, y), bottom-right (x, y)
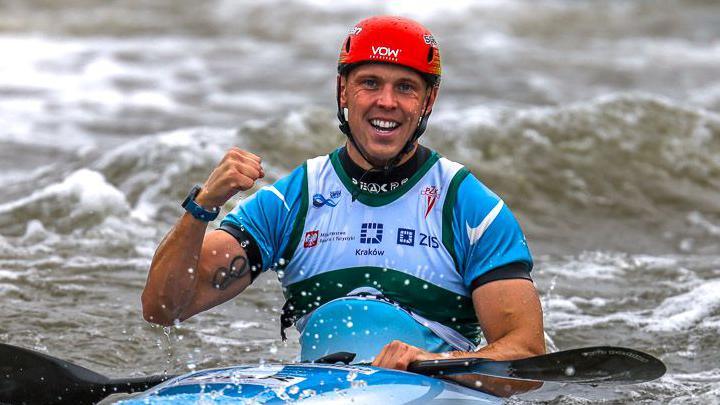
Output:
top-left (141, 148), bottom-right (264, 326)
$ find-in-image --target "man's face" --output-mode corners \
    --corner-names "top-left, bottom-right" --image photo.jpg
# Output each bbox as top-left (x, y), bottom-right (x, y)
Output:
top-left (340, 63), bottom-right (438, 167)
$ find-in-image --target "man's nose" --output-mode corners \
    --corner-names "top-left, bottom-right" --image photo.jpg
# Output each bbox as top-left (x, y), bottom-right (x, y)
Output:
top-left (376, 84), bottom-right (398, 109)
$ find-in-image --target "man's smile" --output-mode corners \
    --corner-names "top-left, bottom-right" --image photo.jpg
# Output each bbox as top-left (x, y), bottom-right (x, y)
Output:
top-left (368, 118), bottom-right (402, 137)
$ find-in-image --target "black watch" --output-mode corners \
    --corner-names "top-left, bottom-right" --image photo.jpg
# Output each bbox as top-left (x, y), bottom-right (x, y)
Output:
top-left (181, 185), bottom-right (219, 222)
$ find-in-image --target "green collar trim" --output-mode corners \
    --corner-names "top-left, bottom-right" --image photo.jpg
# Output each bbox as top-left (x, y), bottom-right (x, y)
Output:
top-left (329, 148), bottom-right (440, 207)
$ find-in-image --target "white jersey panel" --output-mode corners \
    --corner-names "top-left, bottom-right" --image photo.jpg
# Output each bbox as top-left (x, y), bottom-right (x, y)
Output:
top-left (282, 154), bottom-right (468, 297)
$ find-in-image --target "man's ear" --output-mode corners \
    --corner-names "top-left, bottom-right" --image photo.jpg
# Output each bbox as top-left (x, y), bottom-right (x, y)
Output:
top-left (338, 74), bottom-right (347, 108)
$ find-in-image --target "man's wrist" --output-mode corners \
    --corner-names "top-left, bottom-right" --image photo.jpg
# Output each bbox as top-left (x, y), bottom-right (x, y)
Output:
top-left (181, 185), bottom-right (220, 222)
top-left (193, 190), bottom-right (218, 211)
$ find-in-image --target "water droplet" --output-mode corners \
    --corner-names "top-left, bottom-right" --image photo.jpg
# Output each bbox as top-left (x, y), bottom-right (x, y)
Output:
top-left (346, 321), bottom-right (354, 328)
top-left (288, 386), bottom-right (299, 395)
top-left (336, 283), bottom-right (343, 288)
top-left (422, 284), bottom-right (428, 289)
top-left (403, 279), bottom-right (410, 285)
top-left (351, 379), bottom-right (368, 389)
top-left (269, 346), bottom-right (278, 354)
top-left (187, 363), bottom-right (196, 370)
top-left (187, 268), bottom-right (194, 274)
top-left (364, 273), bottom-right (370, 278)
top-left (346, 371), bottom-right (358, 382)
top-left (565, 366), bottom-right (575, 376)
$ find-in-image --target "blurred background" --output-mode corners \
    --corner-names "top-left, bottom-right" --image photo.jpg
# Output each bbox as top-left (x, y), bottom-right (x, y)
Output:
top-left (0, 0), bottom-right (718, 402)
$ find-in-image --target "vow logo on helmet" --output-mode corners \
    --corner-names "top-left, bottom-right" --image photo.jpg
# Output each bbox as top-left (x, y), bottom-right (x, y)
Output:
top-left (371, 46), bottom-right (401, 58)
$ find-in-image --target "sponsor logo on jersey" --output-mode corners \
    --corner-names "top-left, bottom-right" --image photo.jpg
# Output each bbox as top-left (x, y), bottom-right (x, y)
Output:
top-left (360, 222), bottom-right (383, 244)
top-left (421, 186), bottom-right (440, 218)
top-left (352, 178), bottom-right (407, 194)
top-left (355, 248), bottom-right (384, 256)
top-left (349, 26), bottom-right (362, 36)
top-left (396, 227), bottom-right (439, 249)
top-left (397, 228), bottom-right (415, 246)
top-left (303, 230), bottom-right (319, 248)
top-left (318, 231), bottom-right (355, 243)
top-left (423, 35), bottom-right (438, 46)
top-left (312, 190), bottom-right (341, 208)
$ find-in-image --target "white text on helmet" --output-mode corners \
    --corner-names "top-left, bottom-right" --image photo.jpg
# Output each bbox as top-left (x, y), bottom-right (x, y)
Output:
top-left (371, 46), bottom-right (401, 58)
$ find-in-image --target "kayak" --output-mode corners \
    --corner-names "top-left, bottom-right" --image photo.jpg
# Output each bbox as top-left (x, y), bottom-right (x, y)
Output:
top-left (115, 362), bottom-right (501, 404)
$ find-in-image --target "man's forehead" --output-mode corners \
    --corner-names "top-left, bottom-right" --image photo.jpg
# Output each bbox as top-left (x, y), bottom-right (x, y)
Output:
top-left (348, 63), bottom-right (424, 82)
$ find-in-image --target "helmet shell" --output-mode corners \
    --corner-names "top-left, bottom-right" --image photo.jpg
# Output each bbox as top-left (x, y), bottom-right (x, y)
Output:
top-left (338, 16), bottom-right (441, 83)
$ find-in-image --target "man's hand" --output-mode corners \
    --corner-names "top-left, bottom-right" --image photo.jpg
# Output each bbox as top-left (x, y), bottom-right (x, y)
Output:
top-left (371, 340), bottom-right (441, 370)
top-left (196, 148), bottom-right (265, 208)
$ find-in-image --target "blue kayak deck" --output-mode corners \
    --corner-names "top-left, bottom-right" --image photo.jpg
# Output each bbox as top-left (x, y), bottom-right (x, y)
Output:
top-left (117, 363), bottom-right (501, 404)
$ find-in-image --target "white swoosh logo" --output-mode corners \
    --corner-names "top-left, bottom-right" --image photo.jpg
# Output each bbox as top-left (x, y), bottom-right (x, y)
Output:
top-left (262, 185), bottom-right (290, 211)
top-left (466, 200), bottom-right (504, 245)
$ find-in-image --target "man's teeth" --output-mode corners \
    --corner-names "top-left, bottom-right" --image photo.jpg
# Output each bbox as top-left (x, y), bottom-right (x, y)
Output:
top-left (370, 119), bottom-right (399, 129)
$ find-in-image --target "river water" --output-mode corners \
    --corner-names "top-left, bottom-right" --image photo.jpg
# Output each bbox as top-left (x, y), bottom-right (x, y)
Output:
top-left (1, 0), bottom-right (719, 403)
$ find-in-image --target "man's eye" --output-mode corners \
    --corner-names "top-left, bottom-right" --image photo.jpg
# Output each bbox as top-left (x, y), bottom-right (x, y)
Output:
top-left (398, 83), bottom-right (414, 92)
top-left (362, 79), bottom-right (377, 88)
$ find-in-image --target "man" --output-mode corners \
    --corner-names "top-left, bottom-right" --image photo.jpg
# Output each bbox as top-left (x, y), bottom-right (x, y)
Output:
top-left (142, 15), bottom-right (544, 379)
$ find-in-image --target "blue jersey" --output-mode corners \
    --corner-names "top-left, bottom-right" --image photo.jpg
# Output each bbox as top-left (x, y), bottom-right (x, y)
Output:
top-left (221, 148), bottom-right (532, 343)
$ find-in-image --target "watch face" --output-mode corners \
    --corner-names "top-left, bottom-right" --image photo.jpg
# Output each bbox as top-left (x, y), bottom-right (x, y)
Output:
top-left (182, 185), bottom-right (202, 208)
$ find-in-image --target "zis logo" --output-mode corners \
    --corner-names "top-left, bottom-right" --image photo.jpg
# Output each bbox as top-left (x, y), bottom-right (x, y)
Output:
top-left (421, 186), bottom-right (440, 219)
top-left (303, 230), bottom-right (319, 248)
top-left (313, 190), bottom-right (341, 208)
top-left (397, 228), bottom-right (415, 246)
top-left (360, 222), bottom-right (383, 244)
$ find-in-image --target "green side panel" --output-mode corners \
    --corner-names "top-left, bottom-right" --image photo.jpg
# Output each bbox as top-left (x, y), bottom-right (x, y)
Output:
top-left (281, 161), bottom-right (309, 263)
top-left (329, 149), bottom-right (441, 207)
top-left (284, 266), bottom-right (481, 343)
top-left (442, 167), bottom-right (471, 272)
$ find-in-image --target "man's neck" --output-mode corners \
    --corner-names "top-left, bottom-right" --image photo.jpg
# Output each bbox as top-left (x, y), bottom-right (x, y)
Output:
top-left (345, 141), bottom-right (419, 170)
top-left (338, 143), bottom-right (431, 195)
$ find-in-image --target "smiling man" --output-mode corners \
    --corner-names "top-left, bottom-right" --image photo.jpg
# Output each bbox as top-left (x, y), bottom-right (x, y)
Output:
top-left (142, 16), bottom-right (544, 379)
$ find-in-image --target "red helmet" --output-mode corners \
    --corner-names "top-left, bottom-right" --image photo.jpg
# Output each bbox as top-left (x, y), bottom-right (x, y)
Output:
top-left (338, 16), bottom-right (441, 86)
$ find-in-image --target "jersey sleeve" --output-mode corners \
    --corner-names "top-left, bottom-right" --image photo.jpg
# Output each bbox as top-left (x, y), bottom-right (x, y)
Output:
top-left (219, 164), bottom-right (306, 272)
top-left (452, 173), bottom-right (533, 289)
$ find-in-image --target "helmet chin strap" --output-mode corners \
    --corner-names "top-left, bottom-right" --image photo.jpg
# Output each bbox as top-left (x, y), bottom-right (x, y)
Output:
top-left (336, 76), bottom-right (433, 178)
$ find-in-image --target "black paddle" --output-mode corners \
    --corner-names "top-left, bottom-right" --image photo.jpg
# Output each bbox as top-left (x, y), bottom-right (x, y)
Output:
top-left (0, 343), bottom-right (665, 405)
top-left (408, 346), bottom-right (666, 384)
top-left (0, 343), bottom-right (175, 405)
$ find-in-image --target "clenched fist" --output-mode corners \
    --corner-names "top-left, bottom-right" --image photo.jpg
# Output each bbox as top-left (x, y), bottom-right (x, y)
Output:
top-left (195, 148), bottom-right (265, 208)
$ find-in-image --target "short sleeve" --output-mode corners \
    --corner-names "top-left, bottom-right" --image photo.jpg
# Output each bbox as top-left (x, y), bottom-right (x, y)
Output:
top-left (452, 174), bottom-right (533, 289)
top-left (220, 164), bottom-right (306, 271)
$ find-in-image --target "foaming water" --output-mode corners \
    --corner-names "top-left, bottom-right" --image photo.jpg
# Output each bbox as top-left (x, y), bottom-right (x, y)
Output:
top-left (1, 1), bottom-right (719, 403)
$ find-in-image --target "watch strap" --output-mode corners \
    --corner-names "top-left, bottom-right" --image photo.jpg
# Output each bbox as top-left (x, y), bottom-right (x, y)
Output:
top-left (182, 185), bottom-right (219, 222)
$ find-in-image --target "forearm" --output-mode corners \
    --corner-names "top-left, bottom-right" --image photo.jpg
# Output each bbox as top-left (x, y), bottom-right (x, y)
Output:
top-left (142, 213), bottom-right (207, 325)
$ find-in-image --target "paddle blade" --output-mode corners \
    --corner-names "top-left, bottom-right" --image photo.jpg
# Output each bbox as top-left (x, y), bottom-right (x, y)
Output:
top-left (0, 343), bottom-right (172, 405)
top-left (408, 346), bottom-right (666, 385)
top-left (505, 346), bottom-right (666, 384)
